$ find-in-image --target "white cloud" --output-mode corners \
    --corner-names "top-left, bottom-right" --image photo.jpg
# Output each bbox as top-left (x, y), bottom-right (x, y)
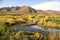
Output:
top-left (31, 1), bottom-right (60, 11)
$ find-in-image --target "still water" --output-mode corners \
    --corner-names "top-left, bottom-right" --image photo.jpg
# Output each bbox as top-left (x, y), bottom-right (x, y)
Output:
top-left (13, 25), bottom-right (60, 35)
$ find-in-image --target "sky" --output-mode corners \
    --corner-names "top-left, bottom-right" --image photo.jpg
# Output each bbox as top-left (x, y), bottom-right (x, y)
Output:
top-left (0, 0), bottom-right (60, 11)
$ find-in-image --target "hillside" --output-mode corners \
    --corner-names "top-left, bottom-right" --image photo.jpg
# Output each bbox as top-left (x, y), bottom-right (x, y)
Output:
top-left (0, 6), bottom-right (60, 16)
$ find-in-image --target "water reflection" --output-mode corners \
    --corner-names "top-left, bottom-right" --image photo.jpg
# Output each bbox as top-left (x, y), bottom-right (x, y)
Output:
top-left (13, 25), bottom-right (60, 35)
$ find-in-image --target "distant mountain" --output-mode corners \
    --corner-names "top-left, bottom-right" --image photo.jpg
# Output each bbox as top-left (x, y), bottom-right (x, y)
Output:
top-left (44, 10), bottom-right (60, 16)
top-left (0, 6), bottom-right (60, 16)
top-left (19, 6), bottom-right (37, 13)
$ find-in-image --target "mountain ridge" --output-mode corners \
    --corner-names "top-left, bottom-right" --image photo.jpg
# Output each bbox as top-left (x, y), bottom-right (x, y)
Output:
top-left (0, 6), bottom-right (60, 16)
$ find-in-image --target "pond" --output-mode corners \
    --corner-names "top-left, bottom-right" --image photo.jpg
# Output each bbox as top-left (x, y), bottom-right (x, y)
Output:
top-left (13, 25), bottom-right (60, 35)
